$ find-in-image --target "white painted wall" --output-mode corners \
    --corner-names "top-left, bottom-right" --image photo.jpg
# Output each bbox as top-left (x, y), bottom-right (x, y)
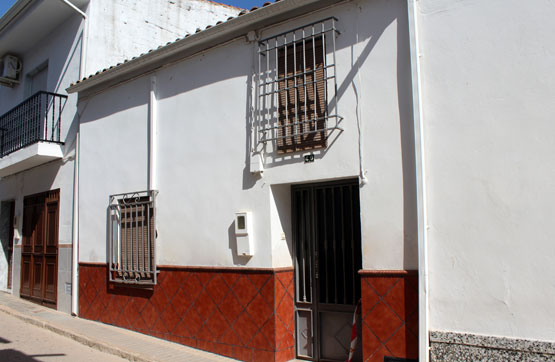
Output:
top-left (0, 8), bottom-right (82, 303)
top-left (0, 12), bottom-right (82, 251)
top-left (79, 78), bottom-right (150, 262)
top-left (0, 201), bottom-right (12, 291)
top-left (0, 157), bottom-right (76, 293)
top-left (419, 0), bottom-right (555, 342)
top-left (0, 14), bottom-right (82, 121)
top-left (0, 0), bottom-right (239, 306)
top-left (85, 0), bottom-right (240, 76)
top-left (77, 0), bottom-right (415, 270)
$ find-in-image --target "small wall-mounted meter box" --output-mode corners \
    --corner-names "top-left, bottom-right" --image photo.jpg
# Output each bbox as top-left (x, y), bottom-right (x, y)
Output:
top-left (235, 212), bottom-right (254, 256)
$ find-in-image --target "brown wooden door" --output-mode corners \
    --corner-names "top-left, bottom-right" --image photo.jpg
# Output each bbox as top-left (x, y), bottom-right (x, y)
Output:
top-left (20, 190), bottom-right (59, 308)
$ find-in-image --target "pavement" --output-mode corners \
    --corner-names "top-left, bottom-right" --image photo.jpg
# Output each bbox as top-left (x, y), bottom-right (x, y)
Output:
top-left (0, 291), bottom-right (236, 362)
top-left (0, 311), bottom-right (128, 361)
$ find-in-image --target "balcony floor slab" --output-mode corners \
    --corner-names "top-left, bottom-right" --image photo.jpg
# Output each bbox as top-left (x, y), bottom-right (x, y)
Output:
top-left (0, 142), bottom-right (64, 178)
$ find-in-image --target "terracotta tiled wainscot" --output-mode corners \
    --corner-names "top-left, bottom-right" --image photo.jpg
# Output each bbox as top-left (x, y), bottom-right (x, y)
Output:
top-left (79, 263), bottom-right (295, 362)
top-left (360, 270), bottom-right (419, 362)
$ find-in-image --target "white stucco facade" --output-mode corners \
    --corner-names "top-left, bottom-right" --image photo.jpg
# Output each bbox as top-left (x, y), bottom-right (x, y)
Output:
top-left (85, 0), bottom-right (240, 76)
top-left (0, 8), bottom-right (83, 302)
top-left (0, 0), bottom-right (241, 312)
top-left (418, 0), bottom-right (555, 343)
top-left (77, 0), bottom-right (416, 272)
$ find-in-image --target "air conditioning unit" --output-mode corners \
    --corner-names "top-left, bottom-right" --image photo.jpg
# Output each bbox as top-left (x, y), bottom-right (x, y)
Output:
top-left (1, 55), bottom-right (22, 80)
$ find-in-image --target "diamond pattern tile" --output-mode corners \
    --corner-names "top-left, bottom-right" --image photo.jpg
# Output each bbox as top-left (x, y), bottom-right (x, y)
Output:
top-left (79, 264), bottom-right (295, 362)
top-left (274, 270), bottom-right (295, 362)
top-left (360, 272), bottom-right (419, 362)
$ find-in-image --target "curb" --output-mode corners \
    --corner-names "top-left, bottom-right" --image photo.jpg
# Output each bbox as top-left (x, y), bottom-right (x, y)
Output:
top-left (0, 304), bottom-right (152, 362)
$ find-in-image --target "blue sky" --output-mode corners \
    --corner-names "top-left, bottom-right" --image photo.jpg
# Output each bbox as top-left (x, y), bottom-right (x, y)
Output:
top-left (0, 0), bottom-right (16, 17)
top-left (0, 0), bottom-right (269, 18)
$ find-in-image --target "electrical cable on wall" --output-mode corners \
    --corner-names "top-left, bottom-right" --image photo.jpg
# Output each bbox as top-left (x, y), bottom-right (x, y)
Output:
top-left (353, 22), bottom-right (367, 186)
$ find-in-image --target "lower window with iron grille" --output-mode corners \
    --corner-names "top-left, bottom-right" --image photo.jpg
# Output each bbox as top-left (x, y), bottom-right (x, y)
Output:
top-left (108, 190), bottom-right (158, 286)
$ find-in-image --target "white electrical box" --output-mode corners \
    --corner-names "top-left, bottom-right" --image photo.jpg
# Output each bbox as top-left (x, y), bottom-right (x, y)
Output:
top-left (249, 153), bottom-right (264, 174)
top-left (235, 211), bottom-right (254, 256)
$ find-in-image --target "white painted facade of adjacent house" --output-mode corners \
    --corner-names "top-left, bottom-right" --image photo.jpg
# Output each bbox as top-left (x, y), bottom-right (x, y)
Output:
top-left (86, 0), bottom-right (241, 74)
top-left (418, 0), bottom-right (555, 349)
top-left (69, 0), bottom-right (555, 361)
top-left (0, 0), bottom-right (239, 313)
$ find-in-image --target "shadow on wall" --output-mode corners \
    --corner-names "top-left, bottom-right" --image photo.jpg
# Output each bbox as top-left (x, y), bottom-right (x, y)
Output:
top-left (0, 203), bottom-right (10, 249)
top-left (51, 13), bottom-right (83, 95)
top-left (335, 0), bottom-right (418, 268)
top-left (245, 0), bottom-right (419, 266)
top-left (270, 184), bottom-right (293, 261)
top-left (77, 77), bottom-right (150, 125)
top-left (394, 1), bottom-right (418, 270)
top-left (63, 112), bottom-right (79, 159)
top-left (18, 159), bottom-right (64, 194)
top-left (254, 1), bottom-right (402, 170)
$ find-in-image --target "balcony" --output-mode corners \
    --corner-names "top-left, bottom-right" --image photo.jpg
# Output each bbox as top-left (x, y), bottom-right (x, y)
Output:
top-left (0, 91), bottom-right (67, 177)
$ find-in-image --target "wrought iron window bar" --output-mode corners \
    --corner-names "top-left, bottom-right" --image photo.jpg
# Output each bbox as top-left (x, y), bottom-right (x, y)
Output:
top-left (0, 91), bottom-right (67, 157)
top-left (108, 190), bottom-right (158, 286)
top-left (256, 17), bottom-right (343, 149)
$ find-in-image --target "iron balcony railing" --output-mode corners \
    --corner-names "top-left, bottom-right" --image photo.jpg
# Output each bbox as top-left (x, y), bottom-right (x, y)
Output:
top-left (0, 91), bottom-right (67, 157)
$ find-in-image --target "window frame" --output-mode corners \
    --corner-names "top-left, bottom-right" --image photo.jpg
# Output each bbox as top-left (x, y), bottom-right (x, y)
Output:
top-left (108, 190), bottom-right (158, 286)
top-left (255, 17), bottom-right (343, 153)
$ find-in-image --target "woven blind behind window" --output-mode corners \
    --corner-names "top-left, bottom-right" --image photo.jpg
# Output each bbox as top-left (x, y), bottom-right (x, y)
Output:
top-left (120, 200), bottom-right (154, 280)
top-left (277, 36), bottom-right (327, 153)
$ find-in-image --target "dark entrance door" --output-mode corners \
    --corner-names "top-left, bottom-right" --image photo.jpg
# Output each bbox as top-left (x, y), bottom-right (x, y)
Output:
top-left (1, 200), bottom-right (15, 289)
top-left (20, 190), bottom-right (59, 308)
top-left (7, 201), bottom-right (15, 289)
top-left (293, 179), bottom-right (362, 362)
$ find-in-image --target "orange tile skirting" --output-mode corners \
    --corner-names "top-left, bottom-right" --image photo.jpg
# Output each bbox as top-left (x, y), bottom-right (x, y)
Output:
top-left (358, 269), bottom-right (418, 276)
top-left (79, 264), bottom-right (295, 362)
top-left (79, 263), bottom-right (418, 362)
top-left (360, 270), bottom-right (419, 362)
top-left (157, 265), bottom-right (294, 273)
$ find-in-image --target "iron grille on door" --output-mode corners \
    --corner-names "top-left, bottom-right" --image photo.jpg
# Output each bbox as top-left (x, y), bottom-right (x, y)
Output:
top-left (108, 190), bottom-right (157, 286)
top-left (293, 180), bottom-right (362, 361)
top-left (256, 17), bottom-right (343, 152)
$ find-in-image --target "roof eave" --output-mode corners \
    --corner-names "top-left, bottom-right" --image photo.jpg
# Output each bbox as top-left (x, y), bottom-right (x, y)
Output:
top-left (67, 0), bottom-right (346, 97)
top-left (0, 0), bottom-right (35, 35)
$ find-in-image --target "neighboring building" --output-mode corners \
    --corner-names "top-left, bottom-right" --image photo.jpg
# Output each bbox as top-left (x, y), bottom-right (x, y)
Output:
top-left (0, 0), bottom-right (239, 314)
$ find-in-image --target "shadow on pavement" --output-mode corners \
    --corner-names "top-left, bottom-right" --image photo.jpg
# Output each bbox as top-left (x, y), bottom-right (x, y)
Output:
top-left (0, 350), bottom-right (66, 361)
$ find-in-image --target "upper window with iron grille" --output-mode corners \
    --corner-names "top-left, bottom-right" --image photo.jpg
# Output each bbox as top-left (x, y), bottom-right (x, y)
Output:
top-left (108, 190), bottom-right (158, 286)
top-left (256, 18), bottom-right (342, 153)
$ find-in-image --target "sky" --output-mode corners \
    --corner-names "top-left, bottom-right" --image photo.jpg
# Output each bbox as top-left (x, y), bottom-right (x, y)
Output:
top-left (0, 0), bottom-right (269, 18)
top-left (0, 0), bottom-right (16, 18)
